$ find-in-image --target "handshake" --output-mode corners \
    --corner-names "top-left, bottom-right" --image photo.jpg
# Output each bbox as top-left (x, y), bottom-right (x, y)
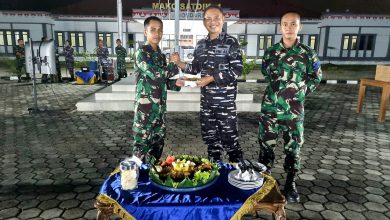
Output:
top-left (170, 52), bottom-right (215, 88)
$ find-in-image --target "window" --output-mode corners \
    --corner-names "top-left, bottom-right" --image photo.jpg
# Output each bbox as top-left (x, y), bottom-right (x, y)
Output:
top-left (238, 35), bottom-right (246, 44)
top-left (98, 33), bottom-right (112, 48)
top-left (69, 32), bottom-right (85, 53)
top-left (342, 36), bottom-right (349, 50)
top-left (309, 35), bottom-right (318, 50)
top-left (367, 35), bottom-right (374, 50)
top-left (341, 34), bottom-right (376, 58)
top-left (161, 34), bottom-right (175, 52)
top-left (0, 30), bottom-right (29, 54)
top-left (0, 31), bottom-right (4, 46)
top-left (297, 35), bottom-right (303, 42)
top-left (22, 31), bottom-right (28, 43)
top-left (180, 34), bottom-right (193, 46)
top-left (6, 31), bottom-right (12, 46)
top-left (351, 35), bottom-right (357, 50)
top-left (258, 35), bottom-right (273, 50)
top-left (13, 31), bottom-right (28, 44)
top-left (78, 33), bottom-right (84, 47)
top-left (55, 32), bottom-right (64, 48)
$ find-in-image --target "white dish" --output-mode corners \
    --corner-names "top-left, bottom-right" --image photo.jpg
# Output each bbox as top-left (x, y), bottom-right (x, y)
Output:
top-left (228, 170), bottom-right (264, 190)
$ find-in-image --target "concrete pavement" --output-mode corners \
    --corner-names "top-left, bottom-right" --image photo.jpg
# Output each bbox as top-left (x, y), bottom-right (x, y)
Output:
top-left (0, 77), bottom-right (389, 219)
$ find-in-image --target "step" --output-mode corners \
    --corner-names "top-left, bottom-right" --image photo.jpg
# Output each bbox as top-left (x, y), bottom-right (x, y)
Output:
top-left (112, 83), bottom-right (200, 92)
top-left (76, 97), bottom-right (261, 112)
top-left (94, 87), bottom-right (253, 101)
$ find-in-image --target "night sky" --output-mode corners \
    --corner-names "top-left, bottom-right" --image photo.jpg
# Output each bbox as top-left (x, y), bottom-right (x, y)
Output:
top-left (1, 0), bottom-right (390, 18)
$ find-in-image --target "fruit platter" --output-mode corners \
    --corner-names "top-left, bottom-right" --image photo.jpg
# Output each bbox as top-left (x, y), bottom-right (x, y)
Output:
top-left (149, 155), bottom-right (220, 192)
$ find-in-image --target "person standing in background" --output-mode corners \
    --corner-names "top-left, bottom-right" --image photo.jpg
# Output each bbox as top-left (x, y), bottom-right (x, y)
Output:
top-left (63, 40), bottom-right (75, 81)
top-left (115, 39), bottom-right (127, 80)
top-left (14, 38), bottom-right (30, 82)
top-left (96, 39), bottom-right (109, 81)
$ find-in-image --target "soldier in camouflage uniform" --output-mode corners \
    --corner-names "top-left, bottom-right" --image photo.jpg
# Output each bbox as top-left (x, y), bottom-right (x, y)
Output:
top-left (96, 39), bottom-right (109, 81)
top-left (14, 39), bottom-right (29, 82)
top-left (258, 11), bottom-right (322, 203)
top-left (63, 40), bottom-right (75, 81)
top-left (132, 16), bottom-right (182, 162)
top-left (172, 6), bottom-right (243, 163)
top-left (115, 39), bottom-right (127, 79)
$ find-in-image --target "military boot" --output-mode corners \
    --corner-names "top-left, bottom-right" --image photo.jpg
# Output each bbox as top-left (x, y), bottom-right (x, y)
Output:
top-left (284, 172), bottom-right (300, 203)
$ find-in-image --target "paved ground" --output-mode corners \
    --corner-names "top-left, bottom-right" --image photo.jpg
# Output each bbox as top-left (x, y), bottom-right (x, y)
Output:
top-left (0, 77), bottom-right (389, 219)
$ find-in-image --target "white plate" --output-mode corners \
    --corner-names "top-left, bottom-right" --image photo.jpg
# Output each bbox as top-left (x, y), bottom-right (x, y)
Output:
top-left (228, 178), bottom-right (263, 190)
top-left (228, 170), bottom-right (264, 190)
top-left (229, 170), bottom-right (263, 182)
top-left (170, 73), bottom-right (201, 80)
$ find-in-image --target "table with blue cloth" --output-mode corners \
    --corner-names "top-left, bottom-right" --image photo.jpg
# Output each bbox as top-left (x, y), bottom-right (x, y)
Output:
top-left (95, 163), bottom-right (286, 220)
top-left (75, 71), bottom-right (96, 84)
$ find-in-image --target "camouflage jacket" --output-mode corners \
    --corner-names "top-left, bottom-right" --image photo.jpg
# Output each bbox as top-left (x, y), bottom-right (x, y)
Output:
top-left (184, 31), bottom-right (242, 99)
top-left (63, 45), bottom-right (74, 63)
top-left (115, 45), bottom-right (127, 69)
top-left (261, 40), bottom-right (322, 120)
top-left (134, 44), bottom-right (180, 106)
top-left (96, 46), bottom-right (109, 63)
top-left (14, 45), bottom-right (25, 61)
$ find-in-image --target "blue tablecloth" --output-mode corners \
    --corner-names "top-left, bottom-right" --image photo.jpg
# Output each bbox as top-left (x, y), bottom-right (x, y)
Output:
top-left (97, 163), bottom-right (275, 220)
top-left (75, 71), bottom-right (95, 84)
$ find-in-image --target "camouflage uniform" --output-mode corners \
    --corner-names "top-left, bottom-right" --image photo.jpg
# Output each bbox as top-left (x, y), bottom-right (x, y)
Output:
top-left (96, 46), bottom-right (109, 80)
top-left (132, 44), bottom-right (180, 161)
top-left (14, 45), bottom-right (27, 79)
top-left (63, 45), bottom-right (75, 80)
top-left (258, 40), bottom-right (322, 172)
top-left (115, 45), bottom-right (127, 78)
top-left (96, 46), bottom-right (109, 64)
top-left (184, 31), bottom-right (243, 162)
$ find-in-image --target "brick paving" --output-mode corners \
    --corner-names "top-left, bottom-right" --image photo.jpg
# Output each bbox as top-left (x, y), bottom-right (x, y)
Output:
top-left (0, 78), bottom-right (389, 219)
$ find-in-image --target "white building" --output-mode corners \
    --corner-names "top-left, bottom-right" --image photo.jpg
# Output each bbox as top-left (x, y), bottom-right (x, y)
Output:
top-left (1, 5), bottom-right (389, 64)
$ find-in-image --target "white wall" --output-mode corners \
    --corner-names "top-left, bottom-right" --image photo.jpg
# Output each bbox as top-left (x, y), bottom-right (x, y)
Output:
top-left (85, 32), bottom-right (97, 53)
top-left (13, 23), bottom-right (43, 40)
top-left (127, 22), bottom-right (144, 33)
top-left (318, 28), bottom-right (326, 57)
top-left (55, 21), bottom-right (96, 32)
top-left (98, 22), bottom-right (117, 32)
top-left (0, 23), bottom-right (11, 29)
top-left (228, 23), bottom-right (246, 34)
top-left (300, 23), bottom-right (320, 34)
top-left (247, 35), bottom-right (258, 56)
top-left (247, 23), bottom-right (275, 34)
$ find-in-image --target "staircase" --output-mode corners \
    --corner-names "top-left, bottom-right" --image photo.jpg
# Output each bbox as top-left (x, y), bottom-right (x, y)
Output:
top-left (76, 76), bottom-right (260, 112)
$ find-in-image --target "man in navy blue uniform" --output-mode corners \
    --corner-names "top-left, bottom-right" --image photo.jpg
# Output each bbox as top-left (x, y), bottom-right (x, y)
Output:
top-left (172, 5), bottom-right (243, 163)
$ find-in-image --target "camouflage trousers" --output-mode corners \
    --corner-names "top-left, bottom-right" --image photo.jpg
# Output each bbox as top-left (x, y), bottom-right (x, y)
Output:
top-left (132, 101), bottom-right (166, 162)
top-left (200, 99), bottom-right (242, 162)
top-left (16, 60), bottom-right (26, 77)
top-left (258, 116), bottom-right (304, 172)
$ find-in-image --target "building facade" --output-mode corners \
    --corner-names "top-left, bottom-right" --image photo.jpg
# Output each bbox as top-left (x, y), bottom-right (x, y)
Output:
top-left (1, 7), bottom-right (390, 64)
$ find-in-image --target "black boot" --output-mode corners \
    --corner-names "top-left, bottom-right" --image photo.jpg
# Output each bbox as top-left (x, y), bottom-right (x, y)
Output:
top-left (284, 172), bottom-right (300, 203)
top-left (18, 76), bottom-right (21, 83)
top-left (228, 151), bottom-right (243, 163)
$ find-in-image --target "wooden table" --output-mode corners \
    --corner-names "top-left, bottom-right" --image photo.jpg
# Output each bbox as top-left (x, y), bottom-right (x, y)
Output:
top-left (94, 166), bottom-right (286, 220)
top-left (357, 79), bottom-right (390, 122)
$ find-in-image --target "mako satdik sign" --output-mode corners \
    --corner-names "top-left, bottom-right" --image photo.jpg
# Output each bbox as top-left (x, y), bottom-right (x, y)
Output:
top-left (151, 2), bottom-right (221, 11)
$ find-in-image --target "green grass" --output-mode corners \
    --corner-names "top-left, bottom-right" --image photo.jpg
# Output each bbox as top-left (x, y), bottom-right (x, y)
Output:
top-left (0, 58), bottom-right (17, 73)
